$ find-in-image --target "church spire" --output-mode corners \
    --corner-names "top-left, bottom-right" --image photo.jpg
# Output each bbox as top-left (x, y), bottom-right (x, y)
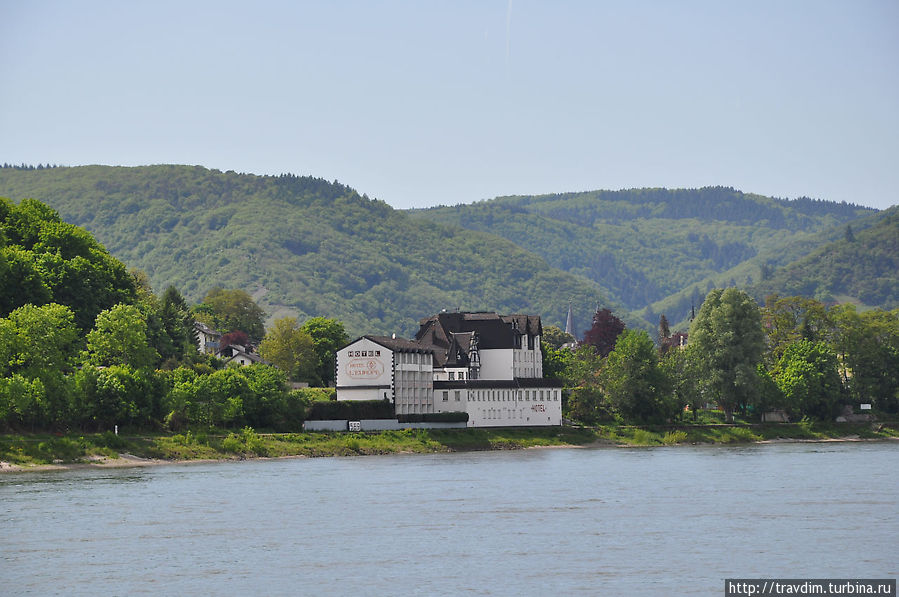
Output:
top-left (565, 302), bottom-right (575, 338)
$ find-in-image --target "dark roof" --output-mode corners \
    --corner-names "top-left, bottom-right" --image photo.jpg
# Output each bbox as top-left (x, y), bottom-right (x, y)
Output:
top-left (415, 312), bottom-right (542, 351)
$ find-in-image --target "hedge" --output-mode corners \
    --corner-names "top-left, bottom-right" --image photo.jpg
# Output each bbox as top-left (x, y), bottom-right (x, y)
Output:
top-left (397, 412), bottom-right (469, 423)
top-left (306, 400), bottom-right (395, 420)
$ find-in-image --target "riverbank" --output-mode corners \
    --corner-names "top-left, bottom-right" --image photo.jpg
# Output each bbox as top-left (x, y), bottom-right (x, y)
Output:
top-left (2, 422), bottom-right (897, 473)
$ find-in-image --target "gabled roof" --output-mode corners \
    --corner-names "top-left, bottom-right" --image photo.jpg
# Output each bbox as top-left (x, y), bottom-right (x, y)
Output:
top-left (415, 312), bottom-right (542, 350)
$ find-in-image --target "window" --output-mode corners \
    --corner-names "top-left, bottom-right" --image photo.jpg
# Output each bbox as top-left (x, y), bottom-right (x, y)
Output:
top-left (442, 391), bottom-right (449, 402)
top-left (459, 371), bottom-right (465, 380)
top-left (454, 391), bottom-right (461, 401)
top-left (449, 371), bottom-right (455, 380)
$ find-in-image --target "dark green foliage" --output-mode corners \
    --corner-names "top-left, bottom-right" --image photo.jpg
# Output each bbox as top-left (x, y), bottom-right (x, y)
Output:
top-left (0, 197), bottom-right (137, 330)
top-left (601, 329), bottom-right (675, 424)
top-left (397, 411), bottom-right (469, 423)
top-left (306, 399), bottom-right (395, 421)
top-left (773, 340), bottom-right (842, 420)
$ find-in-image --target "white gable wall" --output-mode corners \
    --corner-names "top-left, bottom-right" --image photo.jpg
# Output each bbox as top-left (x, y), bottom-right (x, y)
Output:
top-left (336, 338), bottom-right (394, 402)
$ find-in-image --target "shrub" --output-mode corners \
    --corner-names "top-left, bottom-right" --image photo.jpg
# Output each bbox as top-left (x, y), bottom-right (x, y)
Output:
top-left (662, 430), bottom-right (688, 445)
top-left (397, 412), bottom-right (469, 423)
top-left (306, 399), bottom-right (394, 420)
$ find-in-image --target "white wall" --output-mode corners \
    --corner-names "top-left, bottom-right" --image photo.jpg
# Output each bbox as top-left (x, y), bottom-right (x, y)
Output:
top-left (336, 338), bottom-right (393, 401)
top-left (464, 387), bottom-right (562, 427)
top-left (478, 349), bottom-right (514, 380)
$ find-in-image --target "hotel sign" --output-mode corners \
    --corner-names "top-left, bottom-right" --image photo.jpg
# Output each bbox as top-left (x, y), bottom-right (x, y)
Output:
top-left (346, 356), bottom-right (385, 380)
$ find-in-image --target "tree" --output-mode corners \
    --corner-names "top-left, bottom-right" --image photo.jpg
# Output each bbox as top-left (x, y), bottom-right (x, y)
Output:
top-left (1, 303), bottom-right (78, 378)
top-left (84, 304), bottom-right (159, 369)
top-left (300, 317), bottom-right (349, 386)
top-left (258, 317), bottom-right (316, 382)
top-left (582, 307), bottom-right (626, 358)
top-left (660, 345), bottom-right (703, 421)
top-left (833, 306), bottom-right (899, 413)
top-left (158, 286), bottom-right (197, 360)
top-left (689, 288), bottom-right (765, 422)
top-left (658, 314), bottom-right (671, 344)
top-left (774, 340), bottom-right (842, 420)
top-left (542, 324), bottom-right (574, 350)
top-left (762, 295), bottom-right (834, 365)
top-left (601, 329), bottom-right (674, 423)
top-left (193, 287), bottom-right (265, 341)
top-left (220, 330), bottom-right (251, 349)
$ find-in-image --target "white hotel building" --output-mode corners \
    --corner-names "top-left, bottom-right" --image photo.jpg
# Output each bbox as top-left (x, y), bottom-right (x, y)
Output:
top-left (335, 312), bottom-right (562, 427)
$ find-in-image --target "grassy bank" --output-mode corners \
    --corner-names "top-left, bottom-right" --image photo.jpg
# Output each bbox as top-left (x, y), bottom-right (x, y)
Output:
top-left (1, 422), bottom-right (897, 469)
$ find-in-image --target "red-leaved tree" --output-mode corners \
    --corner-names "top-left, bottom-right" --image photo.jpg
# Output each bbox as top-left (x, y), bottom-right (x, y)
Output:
top-left (582, 308), bottom-right (626, 358)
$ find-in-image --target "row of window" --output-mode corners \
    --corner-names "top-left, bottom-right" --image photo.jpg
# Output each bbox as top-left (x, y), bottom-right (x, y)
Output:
top-left (439, 389), bottom-right (560, 402)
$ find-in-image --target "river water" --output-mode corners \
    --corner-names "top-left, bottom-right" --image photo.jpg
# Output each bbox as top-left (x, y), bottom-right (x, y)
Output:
top-left (2, 442), bottom-right (897, 596)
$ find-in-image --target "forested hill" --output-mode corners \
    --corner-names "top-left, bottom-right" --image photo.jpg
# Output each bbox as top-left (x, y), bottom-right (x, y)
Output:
top-left (410, 187), bottom-right (876, 327)
top-left (748, 206), bottom-right (899, 309)
top-left (0, 165), bottom-right (607, 337)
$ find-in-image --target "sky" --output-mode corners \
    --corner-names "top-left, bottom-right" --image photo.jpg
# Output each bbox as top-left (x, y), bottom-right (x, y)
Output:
top-left (2, 0), bottom-right (897, 210)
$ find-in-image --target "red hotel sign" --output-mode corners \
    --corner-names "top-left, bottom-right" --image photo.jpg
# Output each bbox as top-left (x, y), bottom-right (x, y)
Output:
top-left (346, 357), bottom-right (385, 380)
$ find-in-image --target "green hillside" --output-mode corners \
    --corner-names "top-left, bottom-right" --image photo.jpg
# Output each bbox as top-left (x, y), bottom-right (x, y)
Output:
top-left (410, 187), bottom-right (876, 327)
top-left (0, 165), bottom-right (607, 337)
top-left (747, 206), bottom-right (899, 309)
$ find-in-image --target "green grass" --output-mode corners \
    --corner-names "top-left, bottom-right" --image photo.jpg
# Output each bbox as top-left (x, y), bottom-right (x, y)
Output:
top-left (2, 422), bottom-right (896, 468)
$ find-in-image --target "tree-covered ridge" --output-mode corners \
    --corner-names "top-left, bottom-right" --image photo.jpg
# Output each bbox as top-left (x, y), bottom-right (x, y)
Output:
top-left (748, 206), bottom-right (899, 309)
top-left (411, 187), bottom-right (875, 328)
top-left (487, 186), bottom-right (870, 229)
top-left (0, 165), bottom-right (608, 337)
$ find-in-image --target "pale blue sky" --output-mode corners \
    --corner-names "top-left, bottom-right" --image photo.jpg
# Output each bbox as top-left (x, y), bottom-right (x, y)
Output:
top-left (2, 1), bottom-right (897, 210)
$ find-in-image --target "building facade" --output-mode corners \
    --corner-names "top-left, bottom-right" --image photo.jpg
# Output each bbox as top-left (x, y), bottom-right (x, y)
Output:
top-left (336, 312), bottom-right (562, 427)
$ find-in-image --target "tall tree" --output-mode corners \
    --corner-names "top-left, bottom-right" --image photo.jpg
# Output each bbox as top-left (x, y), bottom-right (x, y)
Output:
top-left (689, 288), bottom-right (765, 422)
top-left (582, 307), bottom-right (626, 358)
top-left (773, 340), bottom-right (842, 420)
top-left (193, 287), bottom-right (265, 341)
top-left (300, 317), bottom-right (349, 386)
top-left (258, 317), bottom-right (316, 383)
top-left (84, 304), bottom-right (159, 369)
top-left (601, 329), bottom-right (674, 423)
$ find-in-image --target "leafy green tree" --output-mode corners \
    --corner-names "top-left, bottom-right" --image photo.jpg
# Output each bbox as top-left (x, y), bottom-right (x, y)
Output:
top-left (300, 317), bottom-right (349, 386)
top-left (1, 303), bottom-right (78, 378)
top-left (542, 341), bottom-right (574, 379)
top-left (601, 329), bottom-right (674, 423)
top-left (84, 304), bottom-right (159, 368)
top-left (762, 295), bottom-right (834, 365)
top-left (542, 324), bottom-right (574, 350)
top-left (0, 197), bottom-right (136, 330)
top-left (774, 340), bottom-right (842, 420)
top-left (193, 287), bottom-right (265, 341)
top-left (689, 288), bottom-right (765, 422)
top-left (258, 317), bottom-right (316, 382)
top-left (660, 345), bottom-right (702, 420)
top-left (833, 306), bottom-right (899, 413)
top-left (559, 345), bottom-right (608, 423)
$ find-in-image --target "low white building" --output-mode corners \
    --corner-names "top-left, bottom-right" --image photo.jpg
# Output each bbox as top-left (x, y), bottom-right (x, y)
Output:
top-left (336, 312), bottom-right (562, 427)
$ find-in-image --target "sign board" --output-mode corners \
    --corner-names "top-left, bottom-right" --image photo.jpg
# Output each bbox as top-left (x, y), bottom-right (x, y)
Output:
top-left (349, 421), bottom-right (362, 431)
top-left (860, 404), bottom-right (872, 410)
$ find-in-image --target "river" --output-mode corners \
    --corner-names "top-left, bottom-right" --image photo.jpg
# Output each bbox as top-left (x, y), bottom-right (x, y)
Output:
top-left (2, 442), bottom-right (897, 596)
